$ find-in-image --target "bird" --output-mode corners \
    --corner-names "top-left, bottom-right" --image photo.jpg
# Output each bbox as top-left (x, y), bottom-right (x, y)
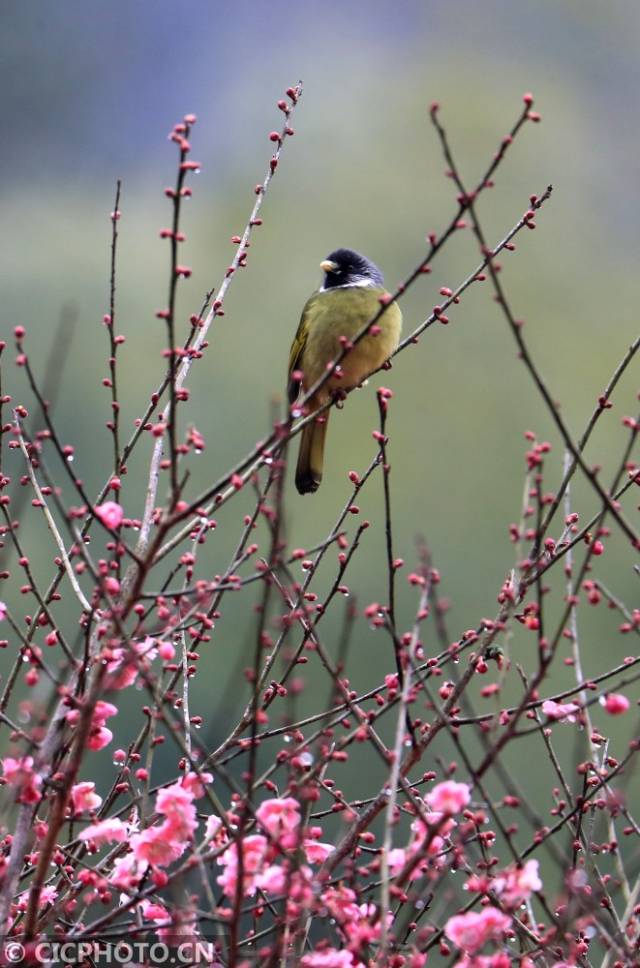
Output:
top-left (288, 248), bottom-right (402, 494)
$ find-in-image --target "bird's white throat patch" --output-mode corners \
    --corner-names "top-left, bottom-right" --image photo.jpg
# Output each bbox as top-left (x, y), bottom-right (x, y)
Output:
top-left (318, 279), bottom-right (377, 293)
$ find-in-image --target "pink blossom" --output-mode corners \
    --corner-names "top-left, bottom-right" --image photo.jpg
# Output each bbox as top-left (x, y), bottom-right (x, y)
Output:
top-left (158, 641), bottom-right (175, 660)
top-left (105, 638), bottom-right (159, 690)
top-left (412, 810), bottom-right (456, 839)
top-left (66, 701), bottom-right (117, 728)
top-left (156, 918), bottom-right (202, 944)
top-left (131, 826), bottom-right (186, 867)
top-left (87, 704), bottom-right (116, 748)
top-left (109, 851), bottom-right (143, 891)
top-left (217, 834), bottom-right (268, 898)
top-left (387, 847), bottom-right (407, 876)
top-left (92, 699), bottom-right (118, 726)
top-left (140, 900), bottom-right (171, 925)
top-left (426, 780), bottom-right (471, 814)
top-left (320, 885), bottom-right (360, 924)
top-left (181, 770), bottom-right (213, 798)
top-left (95, 501), bottom-right (124, 529)
top-left (408, 956), bottom-right (428, 968)
top-left (343, 903), bottom-right (391, 946)
top-left (493, 859), bottom-right (542, 906)
top-left (86, 726), bottom-right (113, 751)
top-left (0, 602), bottom-right (6, 621)
top-left (405, 813), bottom-right (451, 876)
top-left (156, 780), bottom-right (198, 840)
top-left (453, 955), bottom-right (512, 968)
top-left (79, 818), bottom-right (128, 846)
top-left (602, 693), bottom-right (630, 715)
top-left (285, 867), bottom-right (315, 919)
top-left (2, 756), bottom-right (43, 804)
top-left (255, 863), bottom-right (287, 894)
top-left (256, 796), bottom-right (301, 840)
top-left (67, 701), bottom-right (118, 750)
top-left (301, 952), bottom-right (357, 967)
top-left (127, 779), bottom-right (201, 869)
top-left (103, 575), bottom-right (120, 596)
top-left (445, 906), bottom-right (512, 953)
top-left (139, 901), bottom-right (203, 946)
top-left (40, 885), bottom-right (58, 907)
top-left (303, 839), bottom-right (334, 864)
top-left (17, 885), bottom-right (57, 911)
top-left (542, 699), bottom-right (580, 723)
top-left (70, 781), bottom-right (102, 815)
top-left (105, 658), bottom-right (138, 691)
top-left (205, 814), bottom-right (223, 841)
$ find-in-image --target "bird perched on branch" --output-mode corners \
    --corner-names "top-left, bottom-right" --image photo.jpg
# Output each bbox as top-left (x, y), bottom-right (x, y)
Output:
top-left (288, 248), bottom-right (402, 494)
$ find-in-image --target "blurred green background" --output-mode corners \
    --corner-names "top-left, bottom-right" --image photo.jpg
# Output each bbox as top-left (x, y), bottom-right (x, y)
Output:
top-left (1, 0), bottom-right (639, 936)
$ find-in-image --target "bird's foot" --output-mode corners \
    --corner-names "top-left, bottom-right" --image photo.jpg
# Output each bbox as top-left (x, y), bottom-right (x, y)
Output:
top-left (331, 388), bottom-right (348, 409)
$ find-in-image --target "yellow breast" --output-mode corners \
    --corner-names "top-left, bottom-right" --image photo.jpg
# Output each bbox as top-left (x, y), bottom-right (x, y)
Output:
top-left (302, 286), bottom-right (402, 400)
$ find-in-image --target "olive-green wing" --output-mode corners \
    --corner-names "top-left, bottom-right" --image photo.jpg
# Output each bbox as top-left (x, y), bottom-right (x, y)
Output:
top-left (287, 292), bottom-right (319, 404)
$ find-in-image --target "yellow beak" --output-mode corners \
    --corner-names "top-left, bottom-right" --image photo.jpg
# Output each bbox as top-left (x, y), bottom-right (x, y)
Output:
top-left (320, 259), bottom-right (338, 273)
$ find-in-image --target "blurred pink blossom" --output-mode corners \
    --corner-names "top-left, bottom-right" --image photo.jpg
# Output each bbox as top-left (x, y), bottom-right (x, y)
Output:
top-left (95, 501), bottom-right (124, 529)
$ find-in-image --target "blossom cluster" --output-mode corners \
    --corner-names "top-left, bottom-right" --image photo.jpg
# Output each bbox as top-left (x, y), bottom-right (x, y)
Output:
top-left (0, 89), bottom-right (637, 968)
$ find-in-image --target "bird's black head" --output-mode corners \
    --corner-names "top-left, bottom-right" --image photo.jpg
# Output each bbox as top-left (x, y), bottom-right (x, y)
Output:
top-left (320, 248), bottom-right (384, 290)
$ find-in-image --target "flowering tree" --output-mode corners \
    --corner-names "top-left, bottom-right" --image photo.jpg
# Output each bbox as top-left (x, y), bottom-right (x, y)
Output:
top-left (0, 83), bottom-right (638, 968)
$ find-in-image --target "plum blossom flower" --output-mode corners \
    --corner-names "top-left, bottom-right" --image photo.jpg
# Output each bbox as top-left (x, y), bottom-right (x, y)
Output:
top-left (321, 884), bottom-right (360, 923)
top-left (40, 885), bottom-right (58, 907)
top-left (180, 770), bottom-right (212, 798)
top-left (303, 839), bottom-right (334, 864)
top-left (255, 863), bottom-right (287, 894)
top-left (140, 900), bottom-right (171, 927)
top-left (131, 826), bottom-right (185, 867)
top-left (110, 851), bottom-right (144, 892)
top-left (493, 859), bottom-right (542, 906)
top-left (445, 906), bottom-right (512, 954)
top-left (343, 903), bottom-right (392, 947)
top-left (453, 955), bottom-right (513, 968)
top-left (17, 885), bottom-right (57, 911)
top-left (387, 847), bottom-right (407, 876)
top-left (66, 700), bottom-right (118, 750)
top-left (2, 756), bottom-right (43, 804)
top-left (256, 797), bottom-right (301, 845)
top-left (103, 576), bottom-right (120, 596)
top-left (79, 817), bottom-right (129, 846)
top-left (87, 727), bottom-right (113, 751)
top-left (129, 776), bottom-right (205, 870)
top-left (407, 809), bottom-right (456, 874)
top-left (601, 693), bottom-right (630, 715)
top-left (94, 501), bottom-right (124, 529)
top-left (105, 637), bottom-right (158, 690)
top-left (426, 780), bottom-right (471, 815)
top-left (158, 641), bottom-right (175, 660)
top-left (93, 701), bottom-right (118, 724)
top-left (156, 780), bottom-right (198, 841)
top-left (301, 951), bottom-right (357, 967)
top-left (205, 814), bottom-right (223, 841)
top-left (70, 781), bottom-right (102, 815)
top-left (411, 809), bottom-right (456, 840)
top-left (408, 956), bottom-right (428, 968)
top-left (542, 700), bottom-right (580, 723)
top-left (0, 602), bottom-right (6, 621)
top-left (217, 834), bottom-right (268, 898)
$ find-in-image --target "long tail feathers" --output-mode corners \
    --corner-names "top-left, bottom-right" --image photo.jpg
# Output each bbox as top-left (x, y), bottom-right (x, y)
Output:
top-left (295, 413), bottom-right (329, 495)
